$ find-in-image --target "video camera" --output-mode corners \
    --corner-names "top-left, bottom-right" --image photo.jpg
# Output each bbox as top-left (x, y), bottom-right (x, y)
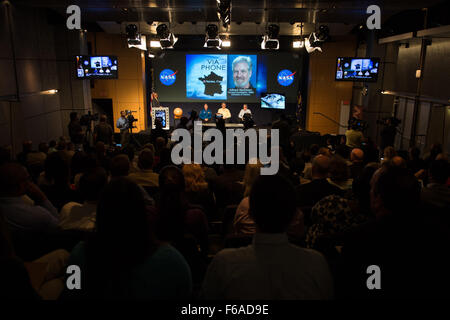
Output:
top-left (124, 110), bottom-right (138, 130)
top-left (79, 111), bottom-right (99, 126)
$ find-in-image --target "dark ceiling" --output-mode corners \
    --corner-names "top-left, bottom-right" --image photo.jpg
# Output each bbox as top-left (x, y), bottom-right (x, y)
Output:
top-left (10, 0), bottom-right (449, 37)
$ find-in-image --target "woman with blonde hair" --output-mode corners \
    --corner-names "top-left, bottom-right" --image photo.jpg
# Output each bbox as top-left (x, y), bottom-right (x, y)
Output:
top-left (182, 164), bottom-right (216, 218)
top-left (242, 159), bottom-right (263, 197)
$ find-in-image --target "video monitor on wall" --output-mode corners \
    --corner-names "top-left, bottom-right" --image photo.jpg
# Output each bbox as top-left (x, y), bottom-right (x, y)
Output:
top-left (75, 55), bottom-right (118, 79)
top-left (335, 57), bottom-right (380, 82)
top-left (261, 93), bottom-right (285, 109)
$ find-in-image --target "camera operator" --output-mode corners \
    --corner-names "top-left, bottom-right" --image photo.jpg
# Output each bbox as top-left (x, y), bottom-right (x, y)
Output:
top-left (116, 111), bottom-right (129, 146)
top-left (94, 115), bottom-right (114, 146)
top-left (380, 118), bottom-right (398, 150)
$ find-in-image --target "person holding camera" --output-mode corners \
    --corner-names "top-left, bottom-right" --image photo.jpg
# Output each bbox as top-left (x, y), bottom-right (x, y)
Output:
top-left (116, 111), bottom-right (129, 146)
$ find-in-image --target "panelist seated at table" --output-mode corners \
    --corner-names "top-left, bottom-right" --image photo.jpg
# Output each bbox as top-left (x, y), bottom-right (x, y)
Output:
top-left (238, 104), bottom-right (252, 122)
top-left (199, 104), bottom-right (213, 122)
top-left (216, 103), bottom-right (231, 123)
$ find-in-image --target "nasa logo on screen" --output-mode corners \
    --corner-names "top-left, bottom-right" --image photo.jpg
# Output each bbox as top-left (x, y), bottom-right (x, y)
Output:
top-left (159, 69), bottom-right (177, 86)
top-left (277, 69), bottom-right (296, 86)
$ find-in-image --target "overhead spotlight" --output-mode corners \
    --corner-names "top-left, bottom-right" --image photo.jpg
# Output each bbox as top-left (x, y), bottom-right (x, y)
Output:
top-left (217, 0), bottom-right (231, 28)
top-left (156, 24), bottom-right (177, 49)
top-left (150, 40), bottom-right (161, 48)
top-left (293, 40), bottom-right (304, 48)
top-left (204, 24), bottom-right (222, 49)
top-left (148, 52), bottom-right (156, 58)
top-left (304, 33), bottom-right (323, 53)
top-left (261, 24), bottom-right (280, 50)
top-left (126, 24), bottom-right (141, 45)
top-left (222, 37), bottom-right (231, 47)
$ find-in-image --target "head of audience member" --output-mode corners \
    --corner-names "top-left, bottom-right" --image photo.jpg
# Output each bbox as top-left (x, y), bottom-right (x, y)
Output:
top-left (436, 153), bottom-right (449, 162)
top-left (409, 146), bottom-right (421, 161)
top-left (38, 142), bottom-right (49, 154)
top-left (44, 152), bottom-right (70, 186)
top-left (155, 137), bottom-right (166, 154)
top-left (310, 144), bottom-right (320, 158)
top-left (79, 167), bottom-right (108, 202)
top-left (428, 159), bottom-right (449, 185)
top-left (138, 148), bottom-right (154, 170)
top-left (179, 116), bottom-right (189, 128)
top-left (429, 143), bottom-right (443, 161)
top-left (391, 156), bottom-right (407, 168)
top-left (57, 140), bottom-right (67, 151)
top-left (301, 151), bottom-right (312, 164)
top-left (0, 163), bottom-right (29, 197)
top-left (242, 159), bottom-right (263, 197)
top-left (335, 144), bottom-right (350, 160)
top-left (123, 145), bottom-right (136, 163)
top-left (70, 151), bottom-right (89, 176)
top-left (110, 154), bottom-right (130, 178)
top-left (143, 143), bottom-right (155, 154)
top-left (182, 164), bottom-right (208, 193)
top-left (311, 154), bottom-right (331, 180)
top-left (249, 175), bottom-right (296, 234)
top-left (350, 148), bottom-right (364, 164)
top-left (329, 155), bottom-right (350, 183)
top-left (318, 147), bottom-right (332, 158)
top-left (99, 115), bottom-right (107, 123)
top-left (383, 146), bottom-right (396, 161)
top-left (86, 178), bottom-right (155, 294)
top-left (371, 166), bottom-right (420, 218)
top-left (290, 157), bottom-right (306, 183)
top-left (22, 141), bottom-right (33, 153)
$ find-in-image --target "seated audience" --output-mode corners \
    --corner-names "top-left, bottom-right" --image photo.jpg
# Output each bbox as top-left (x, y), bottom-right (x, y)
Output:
top-left (327, 155), bottom-right (353, 191)
top-left (349, 148), bottom-right (365, 180)
top-left (62, 178), bottom-right (192, 299)
top-left (382, 146), bottom-right (396, 162)
top-left (202, 175), bottom-right (333, 299)
top-left (0, 163), bottom-right (59, 232)
top-left (421, 159), bottom-right (450, 210)
top-left (340, 166), bottom-right (450, 298)
top-left (110, 154), bottom-right (130, 178)
top-left (296, 155), bottom-right (343, 207)
top-left (128, 148), bottom-right (159, 187)
top-left (407, 146), bottom-right (426, 175)
top-left (59, 167), bottom-right (108, 231)
top-left (182, 164), bottom-right (216, 218)
top-left (213, 163), bottom-right (245, 208)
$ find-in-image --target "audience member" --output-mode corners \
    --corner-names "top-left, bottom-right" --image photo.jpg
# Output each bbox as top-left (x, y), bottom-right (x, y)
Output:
top-left (327, 155), bottom-right (353, 191)
top-left (349, 148), bottom-right (365, 179)
top-left (93, 115), bottom-right (114, 145)
top-left (182, 164), bottom-right (216, 218)
top-left (421, 159), bottom-right (450, 210)
top-left (296, 155), bottom-right (343, 207)
top-left (0, 163), bottom-right (59, 232)
top-left (129, 148), bottom-right (159, 187)
top-left (59, 167), bottom-right (108, 231)
top-left (62, 178), bottom-right (192, 299)
top-left (202, 175), bottom-right (333, 299)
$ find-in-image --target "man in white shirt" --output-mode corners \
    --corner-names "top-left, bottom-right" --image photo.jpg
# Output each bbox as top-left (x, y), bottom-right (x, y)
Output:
top-left (59, 167), bottom-right (107, 231)
top-left (202, 175), bottom-right (333, 300)
top-left (216, 103), bottom-right (231, 123)
top-left (0, 163), bottom-right (59, 232)
top-left (238, 104), bottom-right (252, 122)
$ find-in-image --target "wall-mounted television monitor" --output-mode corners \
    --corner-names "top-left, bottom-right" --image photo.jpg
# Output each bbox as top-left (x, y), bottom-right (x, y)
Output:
top-left (75, 55), bottom-right (118, 79)
top-left (261, 93), bottom-right (285, 109)
top-left (335, 57), bottom-right (380, 82)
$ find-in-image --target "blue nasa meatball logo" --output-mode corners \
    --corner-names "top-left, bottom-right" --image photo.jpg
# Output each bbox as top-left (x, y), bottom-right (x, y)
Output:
top-left (277, 69), bottom-right (296, 86)
top-left (159, 69), bottom-right (177, 86)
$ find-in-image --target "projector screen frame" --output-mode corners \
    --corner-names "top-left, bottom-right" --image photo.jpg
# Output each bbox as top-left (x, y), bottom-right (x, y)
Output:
top-left (334, 57), bottom-right (380, 83)
top-left (74, 55), bottom-right (119, 80)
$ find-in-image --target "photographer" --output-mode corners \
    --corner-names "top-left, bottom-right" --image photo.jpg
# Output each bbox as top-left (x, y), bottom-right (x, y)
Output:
top-left (116, 111), bottom-right (129, 146)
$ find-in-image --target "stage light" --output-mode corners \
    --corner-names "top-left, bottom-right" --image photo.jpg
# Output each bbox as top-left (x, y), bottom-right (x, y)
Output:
top-left (204, 24), bottom-right (222, 49)
top-left (126, 24), bottom-right (141, 45)
top-left (150, 41), bottom-right (161, 48)
top-left (293, 40), bottom-right (304, 48)
top-left (41, 89), bottom-right (58, 95)
top-left (148, 52), bottom-right (156, 58)
top-left (128, 34), bottom-right (147, 51)
top-left (305, 33), bottom-right (323, 53)
top-left (217, 0), bottom-right (231, 28)
top-left (156, 24), bottom-right (177, 49)
top-left (261, 24), bottom-right (280, 50)
top-left (222, 38), bottom-right (231, 47)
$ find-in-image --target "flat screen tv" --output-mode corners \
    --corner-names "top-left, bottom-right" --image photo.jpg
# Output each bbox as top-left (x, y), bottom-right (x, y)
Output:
top-left (75, 55), bottom-right (118, 79)
top-left (335, 57), bottom-right (380, 82)
top-left (261, 93), bottom-right (286, 109)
